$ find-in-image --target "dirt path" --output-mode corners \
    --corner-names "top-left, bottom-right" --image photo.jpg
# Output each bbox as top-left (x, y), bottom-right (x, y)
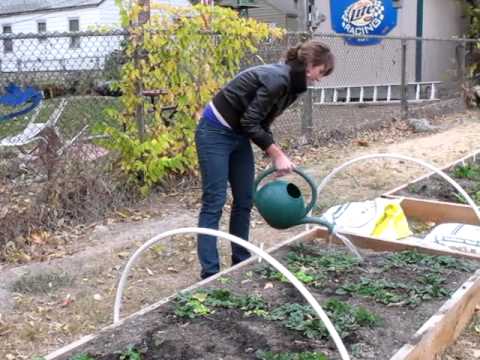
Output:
top-left (2, 111), bottom-right (480, 359)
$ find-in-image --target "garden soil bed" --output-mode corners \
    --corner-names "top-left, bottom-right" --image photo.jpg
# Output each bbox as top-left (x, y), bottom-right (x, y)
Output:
top-left (390, 150), bottom-right (480, 206)
top-left (48, 236), bottom-right (480, 360)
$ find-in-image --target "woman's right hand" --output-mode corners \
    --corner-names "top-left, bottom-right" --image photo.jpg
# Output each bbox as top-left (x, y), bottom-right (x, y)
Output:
top-left (265, 144), bottom-right (295, 177)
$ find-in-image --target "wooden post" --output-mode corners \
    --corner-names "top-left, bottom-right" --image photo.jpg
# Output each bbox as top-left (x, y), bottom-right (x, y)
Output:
top-left (133, 0), bottom-right (150, 142)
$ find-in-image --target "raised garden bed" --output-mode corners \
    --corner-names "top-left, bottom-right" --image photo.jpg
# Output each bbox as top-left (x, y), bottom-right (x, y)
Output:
top-left (45, 228), bottom-right (480, 360)
top-left (390, 151), bottom-right (480, 205)
top-left (384, 150), bottom-right (480, 226)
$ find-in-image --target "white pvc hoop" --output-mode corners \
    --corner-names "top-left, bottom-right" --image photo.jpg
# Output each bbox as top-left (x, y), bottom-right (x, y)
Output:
top-left (311, 153), bottom-right (480, 224)
top-left (113, 227), bottom-right (351, 360)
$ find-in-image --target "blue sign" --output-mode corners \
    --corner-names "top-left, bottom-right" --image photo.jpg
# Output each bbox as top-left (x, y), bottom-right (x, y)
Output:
top-left (330, 0), bottom-right (398, 46)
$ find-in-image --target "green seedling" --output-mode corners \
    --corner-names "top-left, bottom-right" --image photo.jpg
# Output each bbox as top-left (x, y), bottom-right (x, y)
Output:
top-left (414, 274), bottom-right (450, 300)
top-left (338, 274), bottom-right (451, 306)
top-left (175, 292), bottom-right (211, 318)
top-left (71, 355), bottom-right (95, 360)
top-left (120, 347), bottom-right (142, 360)
top-left (244, 271), bottom-right (254, 279)
top-left (266, 299), bottom-right (379, 339)
top-left (453, 163), bottom-right (480, 180)
top-left (451, 190), bottom-right (480, 205)
top-left (256, 350), bottom-right (329, 360)
top-left (385, 251), bottom-right (474, 272)
top-left (218, 276), bottom-right (232, 284)
top-left (287, 245), bottom-right (360, 273)
top-left (406, 182), bottom-right (426, 194)
top-left (175, 289), bottom-right (268, 319)
top-left (256, 265), bottom-right (325, 287)
top-left (338, 278), bottom-right (409, 305)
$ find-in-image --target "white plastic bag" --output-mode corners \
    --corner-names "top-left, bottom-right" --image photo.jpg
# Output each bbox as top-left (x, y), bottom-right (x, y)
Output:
top-left (321, 198), bottom-right (412, 240)
top-left (423, 223), bottom-right (480, 255)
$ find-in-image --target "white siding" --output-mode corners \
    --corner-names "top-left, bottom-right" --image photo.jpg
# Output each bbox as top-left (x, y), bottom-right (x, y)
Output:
top-left (249, 4), bottom-right (286, 29)
top-left (421, 0), bottom-right (466, 82)
top-left (97, 0), bottom-right (122, 28)
top-left (312, 0), bottom-right (464, 87)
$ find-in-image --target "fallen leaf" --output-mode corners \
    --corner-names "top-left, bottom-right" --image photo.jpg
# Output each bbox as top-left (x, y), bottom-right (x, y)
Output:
top-left (117, 251), bottom-right (130, 259)
top-left (356, 139), bottom-right (369, 147)
top-left (116, 211), bottom-right (129, 219)
top-left (146, 267), bottom-right (154, 276)
top-left (264, 282), bottom-right (274, 289)
top-left (93, 294), bottom-right (103, 301)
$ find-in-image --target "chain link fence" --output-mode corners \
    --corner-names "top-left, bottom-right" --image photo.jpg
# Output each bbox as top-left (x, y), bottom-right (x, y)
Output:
top-left (0, 31), bottom-right (131, 251)
top-left (0, 30), bottom-right (127, 179)
top-left (0, 29), bottom-right (477, 249)
top-left (0, 30), bottom-right (475, 179)
top-left (268, 32), bottom-right (476, 143)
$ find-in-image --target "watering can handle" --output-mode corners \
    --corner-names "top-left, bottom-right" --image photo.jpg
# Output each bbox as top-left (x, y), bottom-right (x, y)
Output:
top-left (254, 167), bottom-right (318, 215)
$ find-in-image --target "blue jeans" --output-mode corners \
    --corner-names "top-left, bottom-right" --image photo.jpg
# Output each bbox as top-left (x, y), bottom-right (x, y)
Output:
top-left (195, 118), bottom-right (254, 278)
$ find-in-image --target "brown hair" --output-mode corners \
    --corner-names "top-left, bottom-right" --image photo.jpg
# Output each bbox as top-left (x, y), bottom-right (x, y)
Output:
top-left (285, 40), bottom-right (335, 76)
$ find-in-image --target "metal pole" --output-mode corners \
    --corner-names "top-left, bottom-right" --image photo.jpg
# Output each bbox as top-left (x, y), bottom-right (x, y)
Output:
top-left (457, 39), bottom-right (466, 84)
top-left (134, 0), bottom-right (150, 142)
top-left (300, 19), bottom-right (313, 144)
top-left (301, 88), bottom-right (313, 143)
top-left (400, 38), bottom-right (408, 120)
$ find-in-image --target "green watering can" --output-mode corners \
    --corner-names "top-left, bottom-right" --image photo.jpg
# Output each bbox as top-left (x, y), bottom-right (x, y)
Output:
top-left (254, 168), bottom-right (334, 232)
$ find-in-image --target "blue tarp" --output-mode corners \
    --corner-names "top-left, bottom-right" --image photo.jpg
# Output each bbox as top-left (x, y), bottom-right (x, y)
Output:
top-left (0, 84), bottom-right (43, 122)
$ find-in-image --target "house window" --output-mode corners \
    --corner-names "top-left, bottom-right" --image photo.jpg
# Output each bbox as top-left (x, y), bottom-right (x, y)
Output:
top-left (37, 21), bottom-right (47, 42)
top-left (2, 25), bottom-right (13, 53)
top-left (69, 18), bottom-right (80, 49)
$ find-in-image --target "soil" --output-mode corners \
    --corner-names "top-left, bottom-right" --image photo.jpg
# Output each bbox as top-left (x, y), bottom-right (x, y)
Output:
top-left (394, 157), bottom-right (480, 205)
top-left (440, 310), bottom-right (480, 360)
top-left (1, 110), bottom-right (480, 359)
top-left (53, 241), bottom-right (480, 360)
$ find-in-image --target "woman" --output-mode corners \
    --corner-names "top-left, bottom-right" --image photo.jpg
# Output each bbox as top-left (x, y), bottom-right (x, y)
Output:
top-left (195, 40), bottom-right (335, 279)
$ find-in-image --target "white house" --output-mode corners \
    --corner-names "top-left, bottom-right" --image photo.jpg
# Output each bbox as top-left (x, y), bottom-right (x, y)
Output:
top-left (239, 0), bottom-right (469, 98)
top-left (313, 0), bottom-right (467, 88)
top-left (0, 0), bottom-right (191, 72)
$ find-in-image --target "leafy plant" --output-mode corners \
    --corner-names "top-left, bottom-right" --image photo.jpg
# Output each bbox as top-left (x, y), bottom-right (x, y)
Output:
top-left (104, 3), bottom-right (284, 193)
top-left (337, 278), bottom-right (406, 305)
top-left (453, 163), bottom-right (480, 180)
top-left (338, 274), bottom-right (451, 306)
top-left (256, 247), bottom-right (359, 287)
top-left (459, 1), bottom-right (480, 107)
top-left (256, 350), bottom-right (329, 360)
top-left (266, 300), bottom-right (380, 339)
top-left (175, 289), bottom-right (268, 318)
top-left (71, 355), bottom-right (95, 360)
top-left (385, 250), bottom-right (474, 272)
top-left (175, 292), bottom-right (211, 318)
top-left (120, 347), bottom-right (142, 360)
top-left (414, 274), bottom-right (451, 300)
top-left (286, 246), bottom-right (361, 273)
top-left (256, 265), bottom-right (325, 287)
top-left (453, 188), bottom-right (480, 205)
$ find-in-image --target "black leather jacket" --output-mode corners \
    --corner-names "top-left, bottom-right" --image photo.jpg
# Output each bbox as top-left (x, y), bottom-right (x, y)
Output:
top-left (211, 63), bottom-right (307, 150)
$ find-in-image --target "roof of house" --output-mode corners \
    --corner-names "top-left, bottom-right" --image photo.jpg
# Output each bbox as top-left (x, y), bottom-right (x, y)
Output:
top-left (0, 0), bottom-right (106, 17)
top-left (219, 0), bottom-right (296, 13)
top-left (262, 0), bottom-right (297, 15)
top-left (0, 0), bottom-right (191, 17)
